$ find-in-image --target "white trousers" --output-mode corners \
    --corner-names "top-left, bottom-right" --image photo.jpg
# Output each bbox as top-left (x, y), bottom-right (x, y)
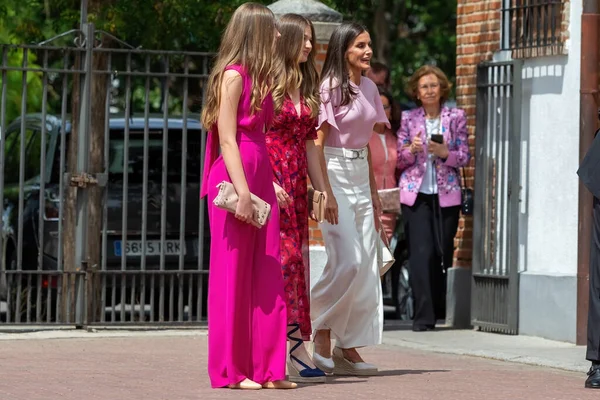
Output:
top-left (310, 147), bottom-right (383, 348)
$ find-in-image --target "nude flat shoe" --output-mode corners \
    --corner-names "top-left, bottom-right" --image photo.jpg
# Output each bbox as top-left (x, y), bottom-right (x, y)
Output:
top-left (261, 380), bottom-right (298, 389)
top-left (228, 378), bottom-right (262, 390)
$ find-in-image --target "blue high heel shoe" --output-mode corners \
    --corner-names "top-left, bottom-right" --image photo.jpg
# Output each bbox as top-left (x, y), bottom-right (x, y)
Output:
top-left (287, 324), bottom-right (327, 383)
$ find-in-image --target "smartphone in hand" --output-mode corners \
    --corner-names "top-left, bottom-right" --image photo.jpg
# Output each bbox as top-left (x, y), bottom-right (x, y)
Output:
top-left (430, 134), bottom-right (444, 144)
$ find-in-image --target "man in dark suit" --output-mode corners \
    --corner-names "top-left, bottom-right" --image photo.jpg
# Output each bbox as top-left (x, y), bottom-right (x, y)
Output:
top-left (579, 122), bottom-right (600, 389)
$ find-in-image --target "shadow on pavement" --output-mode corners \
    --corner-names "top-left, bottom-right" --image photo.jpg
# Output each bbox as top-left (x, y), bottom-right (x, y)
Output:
top-left (383, 319), bottom-right (452, 331)
top-left (377, 369), bottom-right (448, 376)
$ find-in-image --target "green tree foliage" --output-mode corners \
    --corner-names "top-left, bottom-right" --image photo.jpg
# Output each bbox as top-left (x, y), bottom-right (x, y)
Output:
top-left (323, 0), bottom-right (457, 104)
top-left (0, 19), bottom-right (43, 127)
top-left (0, 0), bottom-right (456, 113)
top-left (0, 0), bottom-right (267, 50)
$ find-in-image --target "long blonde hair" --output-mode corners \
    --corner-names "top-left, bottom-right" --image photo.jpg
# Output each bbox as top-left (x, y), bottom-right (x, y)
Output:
top-left (271, 14), bottom-right (320, 119)
top-left (201, 3), bottom-right (277, 131)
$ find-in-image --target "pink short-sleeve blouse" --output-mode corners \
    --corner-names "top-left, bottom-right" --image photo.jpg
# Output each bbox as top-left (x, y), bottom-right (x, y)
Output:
top-left (317, 76), bottom-right (390, 149)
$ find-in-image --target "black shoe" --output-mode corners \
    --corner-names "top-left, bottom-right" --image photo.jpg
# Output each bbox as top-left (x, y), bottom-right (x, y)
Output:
top-left (412, 324), bottom-right (435, 332)
top-left (585, 363), bottom-right (600, 389)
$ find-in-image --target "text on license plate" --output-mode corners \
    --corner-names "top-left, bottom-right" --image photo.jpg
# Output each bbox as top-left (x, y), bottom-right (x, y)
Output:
top-left (113, 240), bottom-right (186, 256)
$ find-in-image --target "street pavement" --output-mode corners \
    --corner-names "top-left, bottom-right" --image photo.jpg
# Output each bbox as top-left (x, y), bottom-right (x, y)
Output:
top-left (0, 328), bottom-right (597, 400)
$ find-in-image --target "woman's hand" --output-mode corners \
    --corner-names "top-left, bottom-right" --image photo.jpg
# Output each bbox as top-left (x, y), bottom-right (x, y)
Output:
top-left (325, 190), bottom-right (339, 225)
top-left (410, 136), bottom-right (424, 154)
top-left (235, 193), bottom-right (255, 225)
top-left (428, 139), bottom-right (449, 159)
top-left (372, 192), bottom-right (382, 231)
top-left (273, 182), bottom-right (292, 209)
top-left (309, 191), bottom-right (327, 222)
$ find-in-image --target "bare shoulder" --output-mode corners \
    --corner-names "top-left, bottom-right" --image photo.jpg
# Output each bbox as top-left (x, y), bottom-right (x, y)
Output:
top-left (222, 69), bottom-right (243, 87)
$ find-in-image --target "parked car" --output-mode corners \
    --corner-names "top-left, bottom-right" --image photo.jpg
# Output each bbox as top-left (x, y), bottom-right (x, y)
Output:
top-left (382, 216), bottom-right (413, 321)
top-left (0, 113), bottom-right (208, 322)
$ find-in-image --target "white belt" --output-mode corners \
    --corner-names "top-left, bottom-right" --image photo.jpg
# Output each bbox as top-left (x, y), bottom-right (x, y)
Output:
top-left (324, 146), bottom-right (368, 160)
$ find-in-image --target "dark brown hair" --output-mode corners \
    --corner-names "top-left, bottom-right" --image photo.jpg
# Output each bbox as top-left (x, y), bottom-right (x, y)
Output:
top-left (405, 65), bottom-right (452, 107)
top-left (369, 61), bottom-right (390, 87)
top-left (320, 22), bottom-right (368, 107)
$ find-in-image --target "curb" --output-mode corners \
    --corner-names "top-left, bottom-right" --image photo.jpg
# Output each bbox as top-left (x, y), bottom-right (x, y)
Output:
top-left (383, 335), bottom-right (588, 374)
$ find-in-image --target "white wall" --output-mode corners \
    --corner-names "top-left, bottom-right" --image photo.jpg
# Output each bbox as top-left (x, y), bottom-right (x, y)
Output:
top-left (520, 0), bottom-right (582, 276)
top-left (517, 0), bottom-right (582, 343)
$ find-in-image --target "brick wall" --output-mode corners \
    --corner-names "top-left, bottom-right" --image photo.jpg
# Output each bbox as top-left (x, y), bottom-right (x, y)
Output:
top-left (314, 43), bottom-right (328, 72)
top-left (454, 0), bottom-right (502, 268)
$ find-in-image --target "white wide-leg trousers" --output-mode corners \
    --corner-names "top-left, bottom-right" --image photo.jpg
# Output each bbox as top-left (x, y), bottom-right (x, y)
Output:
top-left (310, 147), bottom-right (383, 348)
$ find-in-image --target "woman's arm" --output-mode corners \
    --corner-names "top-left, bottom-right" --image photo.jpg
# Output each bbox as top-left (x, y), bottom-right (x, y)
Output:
top-left (397, 116), bottom-right (418, 172)
top-left (306, 140), bottom-right (327, 193)
top-left (442, 109), bottom-right (470, 168)
top-left (313, 123), bottom-right (338, 225)
top-left (217, 70), bottom-right (254, 224)
top-left (367, 143), bottom-right (382, 231)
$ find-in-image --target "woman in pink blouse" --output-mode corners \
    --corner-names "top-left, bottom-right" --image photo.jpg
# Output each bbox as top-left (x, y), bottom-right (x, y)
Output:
top-left (311, 22), bottom-right (390, 376)
top-left (368, 87), bottom-right (399, 241)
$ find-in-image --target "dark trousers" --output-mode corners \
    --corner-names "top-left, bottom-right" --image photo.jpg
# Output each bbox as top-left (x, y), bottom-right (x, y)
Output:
top-left (587, 196), bottom-right (600, 362)
top-left (402, 193), bottom-right (460, 327)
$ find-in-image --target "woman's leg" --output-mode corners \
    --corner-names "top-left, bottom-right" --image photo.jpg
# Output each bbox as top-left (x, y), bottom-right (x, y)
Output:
top-left (250, 204), bottom-right (293, 387)
top-left (287, 324), bottom-right (326, 382)
top-left (402, 194), bottom-right (437, 329)
top-left (207, 207), bottom-right (259, 388)
top-left (431, 204), bottom-right (460, 320)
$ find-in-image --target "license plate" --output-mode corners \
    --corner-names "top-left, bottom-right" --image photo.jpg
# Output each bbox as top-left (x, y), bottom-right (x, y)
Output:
top-left (113, 240), bottom-right (186, 257)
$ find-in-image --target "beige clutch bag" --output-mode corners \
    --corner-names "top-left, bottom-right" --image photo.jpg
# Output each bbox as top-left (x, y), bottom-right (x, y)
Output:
top-left (376, 216), bottom-right (395, 276)
top-left (212, 181), bottom-right (271, 228)
top-left (378, 187), bottom-right (401, 214)
top-left (308, 187), bottom-right (326, 223)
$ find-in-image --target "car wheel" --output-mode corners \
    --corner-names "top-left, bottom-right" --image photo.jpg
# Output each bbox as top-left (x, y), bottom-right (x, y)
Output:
top-left (4, 252), bottom-right (53, 323)
top-left (397, 260), bottom-right (414, 321)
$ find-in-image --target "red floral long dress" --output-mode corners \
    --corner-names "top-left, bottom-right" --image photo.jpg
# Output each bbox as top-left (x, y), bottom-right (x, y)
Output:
top-left (266, 96), bottom-right (317, 341)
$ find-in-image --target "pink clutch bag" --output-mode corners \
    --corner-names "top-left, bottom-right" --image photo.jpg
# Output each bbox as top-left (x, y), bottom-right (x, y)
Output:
top-left (212, 181), bottom-right (271, 228)
top-left (377, 187), bottom-right (401, 213)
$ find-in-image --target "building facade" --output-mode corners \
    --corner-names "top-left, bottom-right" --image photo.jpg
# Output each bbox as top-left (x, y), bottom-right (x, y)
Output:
top-left (456, 0), bottom-right (599, 343)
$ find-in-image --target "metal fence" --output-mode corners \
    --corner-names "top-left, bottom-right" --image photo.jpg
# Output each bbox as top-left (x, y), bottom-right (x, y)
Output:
top-left (471, 60), bottom-right (522, 335)
top-left (502, 0), bottom-right (564, 57)
top-left (0, 24), bottom-right (213, 327)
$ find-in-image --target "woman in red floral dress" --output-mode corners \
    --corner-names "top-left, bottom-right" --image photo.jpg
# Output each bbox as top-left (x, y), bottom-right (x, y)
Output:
top-left (266, 14), bottom-right (330, 384)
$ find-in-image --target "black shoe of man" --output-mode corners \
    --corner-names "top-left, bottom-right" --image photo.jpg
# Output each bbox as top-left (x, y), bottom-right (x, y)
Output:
top-left (585, 363), bottom-right (600, 389)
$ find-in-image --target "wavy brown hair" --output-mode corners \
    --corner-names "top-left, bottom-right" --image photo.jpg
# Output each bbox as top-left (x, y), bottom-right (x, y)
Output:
top-left (271, 14), bottom-right (320, 119)
top-left (405, 65), bottom-right (453, 107)
top-left (201, 3), bottom-right (277, 131)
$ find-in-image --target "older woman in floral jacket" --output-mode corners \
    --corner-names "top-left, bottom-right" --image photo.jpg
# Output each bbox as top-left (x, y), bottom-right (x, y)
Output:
top-left (396, 65), bottom-right (470, 332)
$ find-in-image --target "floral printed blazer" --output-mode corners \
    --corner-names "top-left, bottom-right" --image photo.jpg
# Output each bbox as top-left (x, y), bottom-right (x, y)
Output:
top-left (396, 106), bottom-right (470, 208)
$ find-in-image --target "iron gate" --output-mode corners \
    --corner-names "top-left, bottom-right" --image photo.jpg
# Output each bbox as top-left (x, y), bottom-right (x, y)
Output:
top-left (0, 24), bottom-right (213, 328)
top-left (471, 60), bottom-right (523, 334)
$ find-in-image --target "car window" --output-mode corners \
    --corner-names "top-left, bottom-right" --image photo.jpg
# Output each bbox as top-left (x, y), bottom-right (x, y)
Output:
top-left (4, 127), bottom-right (52, 184)
top-left (4, 128), bottom-right (37, 183)
top-left (108, 130), bottom-right (201, 183)
top-left (24, 129), bottom-right (43, 181)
